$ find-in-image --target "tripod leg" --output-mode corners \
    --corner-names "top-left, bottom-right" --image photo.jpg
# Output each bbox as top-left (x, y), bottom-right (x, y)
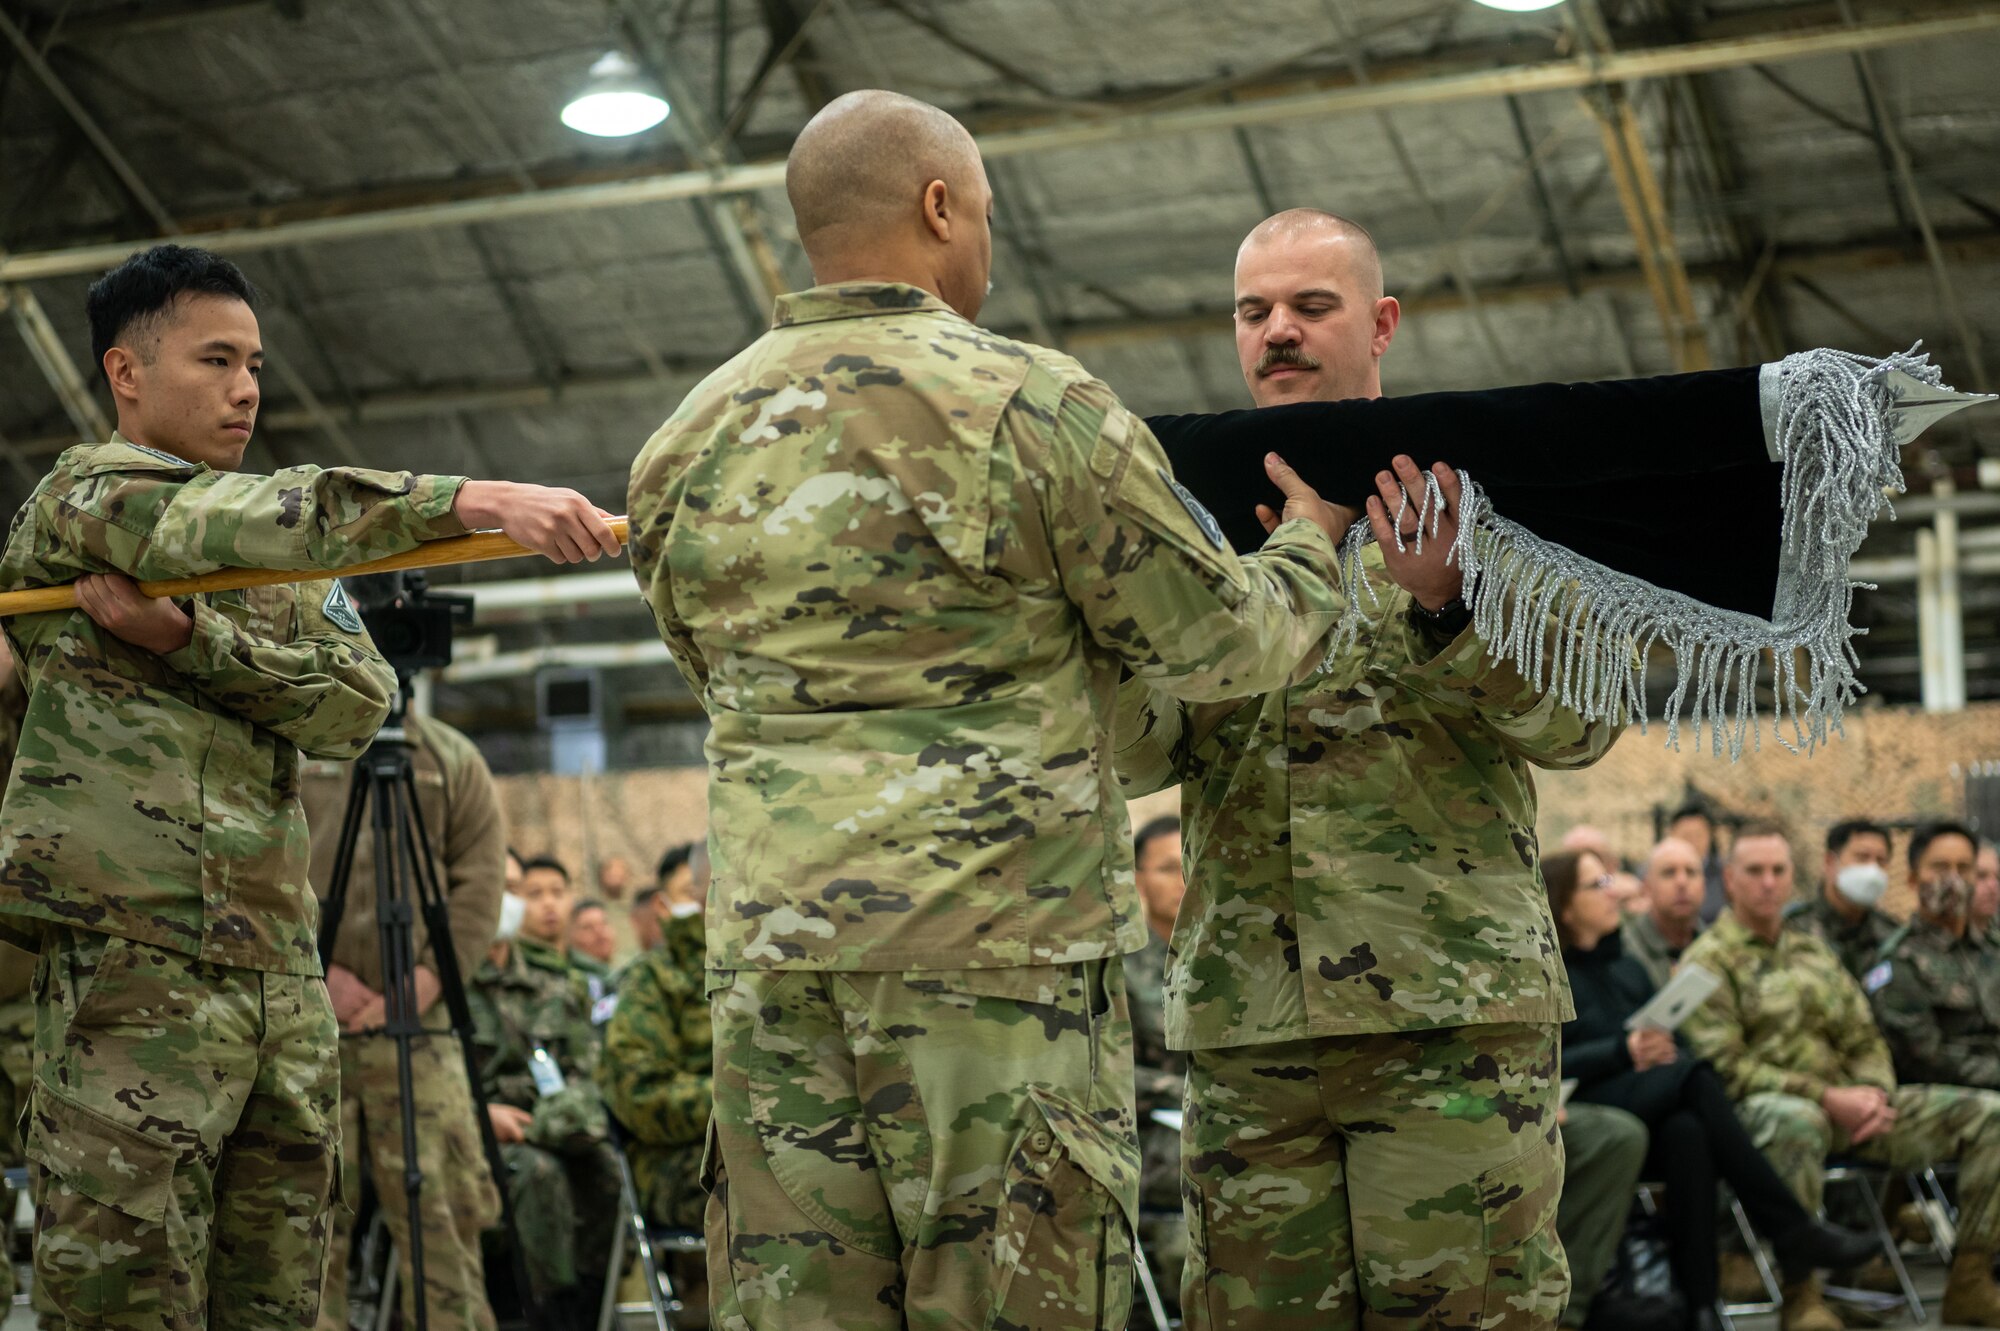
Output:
top-left (376, 773), bottom-right (431, 1331)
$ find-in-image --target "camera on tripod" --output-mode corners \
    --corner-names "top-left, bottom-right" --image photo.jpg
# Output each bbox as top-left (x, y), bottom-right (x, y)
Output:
top-left (345, 571), bottom-right (474, 675)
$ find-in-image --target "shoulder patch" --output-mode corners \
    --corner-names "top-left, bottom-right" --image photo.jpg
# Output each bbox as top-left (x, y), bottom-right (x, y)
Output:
top-left (1159, 468), bottom-right (1227, 551)
top-left (1862, 961), bottom-right (1894, 995)
top-left (321, 582), bottom-right (364, 634)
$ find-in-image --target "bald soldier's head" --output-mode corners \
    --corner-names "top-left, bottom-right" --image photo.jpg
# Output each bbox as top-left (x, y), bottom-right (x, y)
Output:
top-left (787, 91), bottom-right (995, 321)
top-left (1233, 208), bottom-right (1400, 407)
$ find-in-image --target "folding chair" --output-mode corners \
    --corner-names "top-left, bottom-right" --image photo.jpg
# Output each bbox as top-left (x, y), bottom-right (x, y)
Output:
top-left (597, 1108), bottom-right (706, 1331)
top-left (1823, 1161), bottom-right (1927, 1325)
top-left (1130, 1216), bottom-right (1173, 1331)
top-left (1636, 1181), bottom-right (1778, 1327)
top-left (1906, 1162), bottom-right (1959, 1262)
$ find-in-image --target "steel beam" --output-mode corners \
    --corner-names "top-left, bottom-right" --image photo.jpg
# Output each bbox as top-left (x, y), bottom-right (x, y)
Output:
top-left (5, 3), bottom-right (1996, 282)
top-left (1, 283), bottom-right (110, 442)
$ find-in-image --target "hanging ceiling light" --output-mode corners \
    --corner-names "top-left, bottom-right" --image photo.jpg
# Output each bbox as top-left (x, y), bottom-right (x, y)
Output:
top-left (561, 52), bottom-right (670, 138)
top-left (1470, 0), bottom-right (1568, 9)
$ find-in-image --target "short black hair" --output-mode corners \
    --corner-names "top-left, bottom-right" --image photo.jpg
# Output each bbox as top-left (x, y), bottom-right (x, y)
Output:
top-left (1134, 815), bottom-right (1181, 863)
top-left (570, 898), bottom-right (608, 919)
top-left (631, 884), bottom-right (663, 910)
top-left (86, 244), bottom-right (257, 382)
top-left (520, 854), bottom-right (570, 883)
top-left (1668, 803), bottom-right (1715, 830)
top-left (1908, 820), bottom-right (1979, 872)
top-left (656, 841), bottom-right (695, 886)
top-left (1826, 819), bottom-right (1892, 857)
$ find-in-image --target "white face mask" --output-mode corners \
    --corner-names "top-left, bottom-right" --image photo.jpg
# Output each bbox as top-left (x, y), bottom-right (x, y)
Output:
top-left (1835, 863), bottom-right (1889, 909)
top-left (667, 900), bottom-right (702, 920)
top-left (495, 892), bottom-right (527, 941)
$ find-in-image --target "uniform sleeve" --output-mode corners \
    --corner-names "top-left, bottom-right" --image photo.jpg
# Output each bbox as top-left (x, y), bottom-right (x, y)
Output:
top-left (1680, 947), bottom-right (1834, 1104)
top-left (1399, 615), bottom-right (1622, 770)
top-left (468, 984), bottom-right (536, 1112)
top-left (159, 581), bottom-right (394, 760)
top-left (43, 462), bottom-right (468, 581)
top-left (435, 732), bottom-right (506, 980)
top-left (1831, 969), bottom-right (1898, 1092)
top-left (1024, 379), bottom-right (1343, 704)
top-left (1872, 965), bottom-right (2000, 1091)
top-left (1111, 679), bottom-right (1188, 797)
top-left (596, 962), bottom-right (712, 1148)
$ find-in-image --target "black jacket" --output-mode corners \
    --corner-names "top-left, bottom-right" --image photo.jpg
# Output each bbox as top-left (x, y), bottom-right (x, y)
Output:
top-left (1562, 929), bottom-right (1700, 1123)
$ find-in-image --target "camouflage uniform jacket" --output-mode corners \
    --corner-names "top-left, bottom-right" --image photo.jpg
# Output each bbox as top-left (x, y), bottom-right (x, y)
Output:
top-left (469, 935), bottom-right (604, 1146)
top-left (596, 909), bottom-right (710, 1217)
top-left (1126, 930), bottom-right (1184, 1120)
top-left (1865, 916), bottom-right (2000, 1092)
top-left (1115, 543), bottom-right (1617, 1049)
top-left (1621, 911), bottom-right (1698, 991)
top-left (1784, 894), bottom-right (1899, 981)
top-left (0, 437), bottom-right (467, 974)
top-left (302, 712), bottom-right (506, 992)
top-left (0, 672), bottom-right (24, 779)
top-left (1680, 910), bottom-right (1897, 1104)
top-left (627, 283), bottom-right (1343, 974)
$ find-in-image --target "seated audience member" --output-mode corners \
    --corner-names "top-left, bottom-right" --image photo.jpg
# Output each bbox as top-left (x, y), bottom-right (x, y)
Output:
top-left (1869, 821), bottom-right (2000, 1088)
top-left (1784, 819), bottom-right (1897, 980)
top-left (1556, 1102), bottom-right (1648, 1330)
top-left (1562, 825), bottom-right (1643, 914)
top-left (634, 842), bottom-right (697, 954)
top-left (1973, 837), bottom-right (2000, 940)
top-left (568, 898), bottom-right (618, 995)
top-left (1125, 815), bottom-right (1189, 1313)
top-left (470, 854), bottom-right (622, 1326)
top-left (1623, 837), bottom-right (1707, 988)
top-left (1669, 802), bottom-right (1729, 924)
top-left (1550, 850), bottom-right (1873, 1331)
top-left (596, 854), bottom-right (635, 903)
top-left (1681, 824), bottom-right (2000, 1331)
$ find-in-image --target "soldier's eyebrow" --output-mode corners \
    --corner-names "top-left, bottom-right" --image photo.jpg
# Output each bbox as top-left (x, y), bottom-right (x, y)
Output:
top-left (197, 338), bottom-right (263, 360)
top-left (1290, 288), bottom-right (1344, 307)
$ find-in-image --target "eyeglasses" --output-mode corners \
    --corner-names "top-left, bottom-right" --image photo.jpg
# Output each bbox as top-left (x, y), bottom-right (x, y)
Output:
top-left (1578, 874), bottom-right (1617, 891)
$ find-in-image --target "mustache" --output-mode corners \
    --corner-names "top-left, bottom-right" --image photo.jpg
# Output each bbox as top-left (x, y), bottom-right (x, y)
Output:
top-left (1255, 345), bottom-right (1322, 376)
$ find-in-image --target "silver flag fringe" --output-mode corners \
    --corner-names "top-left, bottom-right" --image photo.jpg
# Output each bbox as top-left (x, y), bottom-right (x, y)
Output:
top-left (1330, 346), bottom-right (1962, 761)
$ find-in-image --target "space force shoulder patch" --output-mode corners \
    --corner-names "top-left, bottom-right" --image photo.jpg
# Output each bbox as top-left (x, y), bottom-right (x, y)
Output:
top-left (1861, 961), bottom-right (1894, 995)
top-left (1158, 468), bottom-right (1227, 550)
top-left (322, 582), bottom-right (364, 634)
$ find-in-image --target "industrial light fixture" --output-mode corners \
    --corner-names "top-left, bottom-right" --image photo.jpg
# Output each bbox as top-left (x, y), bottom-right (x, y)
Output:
top-left (560, 52), bottom-right (669, 138)
top-left (1470, 0), bottom-right (1568, 10)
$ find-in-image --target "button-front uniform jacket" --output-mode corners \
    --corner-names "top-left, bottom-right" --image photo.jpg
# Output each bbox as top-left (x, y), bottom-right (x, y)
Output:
top-left (0, 437), bottom-right (467, 974)
top-left (627, 283), bottom-right (1346, 975)
top-left (1867, 916), bottom-right (2000, 1092)
top-left (1116, 543), bottom-right (1618, 1051)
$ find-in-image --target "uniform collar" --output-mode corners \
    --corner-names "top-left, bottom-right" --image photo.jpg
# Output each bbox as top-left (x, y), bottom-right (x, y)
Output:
top-left (1713, 910), bottom-right (1776, 951)
top-left (772, 282), bottom-right (966, 329)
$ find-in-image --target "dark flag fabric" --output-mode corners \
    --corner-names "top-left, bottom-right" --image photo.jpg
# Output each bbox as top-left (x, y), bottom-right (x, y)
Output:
top-left (1145, 347), bottom-right (1992, 758)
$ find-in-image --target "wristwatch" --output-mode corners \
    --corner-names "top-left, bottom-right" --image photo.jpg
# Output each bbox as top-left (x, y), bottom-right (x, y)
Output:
top-left (1409, 595), bottom-right (1472, 639)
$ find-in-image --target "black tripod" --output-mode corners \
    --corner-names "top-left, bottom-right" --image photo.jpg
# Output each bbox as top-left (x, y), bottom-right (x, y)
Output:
top-left (317, 682), bottom-right (541, 1331)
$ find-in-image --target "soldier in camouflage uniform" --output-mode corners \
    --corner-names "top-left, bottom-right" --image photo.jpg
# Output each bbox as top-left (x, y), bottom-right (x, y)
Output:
top-left (0, 637), bottom-right (28, 1308)
top-left (1782, 818), bottom-right (1897, 980)
top-left (628, 92), bottom-right (1348, 1331)
top-left (1115, 209), bottom-right (1615, 1328)
top-left (1681, 824), bottom-right (2000, 1330)
top-left (0, 244), bottom-right (616, 1331)
top-left (468, 859), bottom-right (621, 1322)
top-left (302, 707), bottom-right (506, 1331)
top-left (1866, 822), bottom-right (1998, 1089)
top-left (1125, 816), bottom-right (1188, 1315)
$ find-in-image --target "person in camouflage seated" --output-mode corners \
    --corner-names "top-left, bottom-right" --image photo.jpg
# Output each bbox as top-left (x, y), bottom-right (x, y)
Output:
top-left (1866, 822), bottom-right (2000, 1089)
top-left (628, 91), bottom-right (1348, 1331)
top-left (1115, 209), bottom-right (1618, 1328)
top-left (1125, 815), bottom-right (1189, 1316)
top-left (0, 244), bottom-right (617, 1331)
top-left (1681, 822), bottom-right (2000, 1331)
top-left (1783, 819), bottom-right (1899, 980)
top-left (567, 898), bottom-right (619, 998)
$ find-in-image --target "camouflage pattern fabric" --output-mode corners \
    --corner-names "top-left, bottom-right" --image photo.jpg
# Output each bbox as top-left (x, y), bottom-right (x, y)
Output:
top-left (1733, 1085), bottom-right (2000, 1245)
top-left (1556, 1103), bottom-right (1648, 1327)
top-left (0, 941), bottom-right (31, 1308)
top-left (0, 436), bottom-right (467, 973)
top-left (316, 1035), bottom-right (500, 1331)
top-left (597, 907), bottom-right (710, 1230)
top-left (468, 935), bottom-right (618, 1298)
top-left (1125, 932), bottom-right (1186, 1310)
top-left (626, 282), bottom-right (1343, 977)
top-left (1680, 910), bottom-right (1897, 1102)
top-left (26, 926), bottom-right (340, 1329)
top-left (704, 959), bottom-right (1138, 1331)
top-left (1781, 895), bottom-right (1899, 982)
top-left (1181, 1022), bottom-right (1567, 1329)
top-left (1865, 917), bottom-right (2000, 1091)
top-left (301, 712), bottom-right (506, 994)
top-left (1113, 540), bottom-right (1615, 1051)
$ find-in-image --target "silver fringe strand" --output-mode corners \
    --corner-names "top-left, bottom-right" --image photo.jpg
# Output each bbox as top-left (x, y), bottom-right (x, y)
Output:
top-left (1328, 346), bottom-right (1952, 760)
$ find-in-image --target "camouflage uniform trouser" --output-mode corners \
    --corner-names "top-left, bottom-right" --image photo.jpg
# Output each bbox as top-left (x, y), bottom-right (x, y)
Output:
top-left (316, 1032), bottom-right (501, 1331)
top-left (25, 927), bottom-right (341, 1331)
top-left (1181, 1021), bottom-right (1568, 1330)
top-left (1735, 1083), bottom-right (2000, 1246)
top-left (1137, 1116), bottom-right (1186, 1316)
top-left (0, 991), bottom-right (34, 1307)
top-left (498, 1135), bottom-right (622, 1300)
top-left (1555, 1103), bottom-right (1648, 1328)
top-left (705, 960), bottom-right (1140, 1331)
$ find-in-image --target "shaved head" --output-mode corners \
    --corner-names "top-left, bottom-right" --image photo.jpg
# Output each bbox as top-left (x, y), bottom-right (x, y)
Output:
top-left (786, 90), bottom-right (994, 318)
top-left (1239, 209), bottom-right (1384, 304)
top-left (1233, 207), bottom-right (1398, 405)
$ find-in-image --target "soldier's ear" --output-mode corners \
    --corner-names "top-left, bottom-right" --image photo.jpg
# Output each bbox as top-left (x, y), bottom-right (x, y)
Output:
top-left (920, 179), bottom-right (951, 243)
top-left (103, 346), bottom-right (142, 403)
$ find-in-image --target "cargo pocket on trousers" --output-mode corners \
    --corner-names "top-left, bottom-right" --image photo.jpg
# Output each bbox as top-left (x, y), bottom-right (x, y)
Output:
top-left (1478, 1132), bottom-right (1568, 1327)
top-left (989, 1084), bottom-right (1140, 1330)
top-left (25, 1077), bottom-right (189, 1323)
